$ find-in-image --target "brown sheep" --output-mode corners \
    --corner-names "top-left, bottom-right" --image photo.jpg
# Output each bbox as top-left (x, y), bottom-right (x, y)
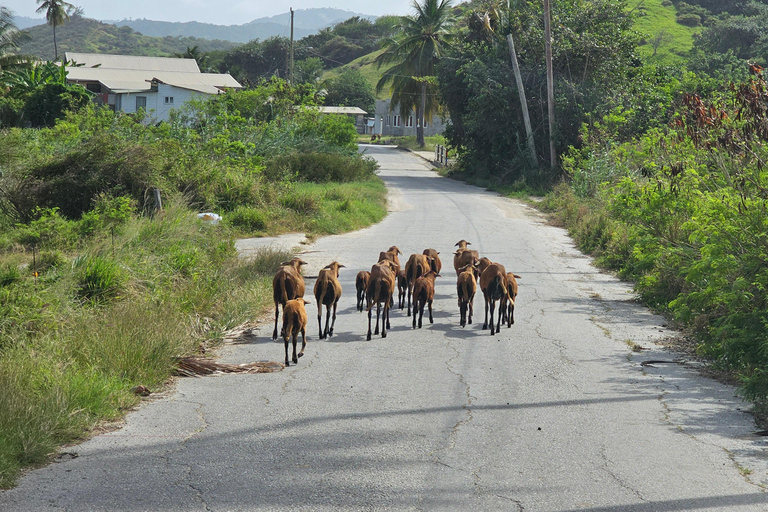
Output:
top-left (457, 263), bottom-right (480, 328)
top-left (355, 270), bottom-right (370, 312)
top-left (282, 298), bottom-right (310, 366)
top-left (404, 253), bottom-right (436, 316)
top-left (453, 240), bottom-right (480, 276)
top-left (314, 262), bottom-right (345, 339)
top-left (422, 248), bottom-right (442, 274)
top-left (412, 270), bottom-right (440, 329)
top-left (366, 260), bottom-right (397, 340)
top-left (397, 269), bottom-right (408, 310)
top-left (378, 246), bottom-right (402, 274)
top-left (479, 261), bottom-right (509, 335)
top-left (272, 257), bottom-right (308, 340)
top-left (503, 272), bottom-right (520, 326)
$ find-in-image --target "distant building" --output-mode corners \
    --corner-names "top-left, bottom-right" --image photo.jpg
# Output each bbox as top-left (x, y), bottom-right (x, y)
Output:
top-left (317, 106), bottom-right (368, 134)
top-left (372, 99), bottom-right (448, 137)
top-left (64, 52), bottom-right (242, 122)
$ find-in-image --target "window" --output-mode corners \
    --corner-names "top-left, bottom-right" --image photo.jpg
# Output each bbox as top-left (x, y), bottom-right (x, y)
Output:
top-left (86, 83), bottom-right (102, 93)
top-left (405, 116), bottom-right (414, 127)
top-left (393, 115), bottom-right (401, 127)
top-left (386, 115), bottom-right (391, 127)
top-left (136, 96), bottom-right (147, 109)
top-left (164, 96), bottom-right (174, 105)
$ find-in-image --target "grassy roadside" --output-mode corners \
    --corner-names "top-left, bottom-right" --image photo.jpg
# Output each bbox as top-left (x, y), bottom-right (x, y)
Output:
top-left (0, 177), bottom-right (387, 489)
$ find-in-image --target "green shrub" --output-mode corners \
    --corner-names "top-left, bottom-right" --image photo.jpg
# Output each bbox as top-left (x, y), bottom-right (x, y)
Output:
top-left (676, 13), bottom-right (701, 26)
top-left (73, 254), bottom-right (126, 303)
top-left (31, 250), bottom-right (67, 275)
top-left (13, 208), bottom-right (78, 249)
top-left (226, 206), bottom-right (268, 232)
top-left (279, 189), bottom-right (320, 214)
top-left (0, 263), bottom-right (21, 288)
top-left (265, 152), bottom-right (377, 183)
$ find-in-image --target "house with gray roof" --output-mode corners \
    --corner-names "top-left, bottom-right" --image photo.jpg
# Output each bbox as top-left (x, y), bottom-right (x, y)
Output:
top-left (64, 52), bottom-right (242, 122)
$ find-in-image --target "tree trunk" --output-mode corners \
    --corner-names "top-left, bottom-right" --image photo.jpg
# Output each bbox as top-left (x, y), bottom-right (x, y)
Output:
top-left (53, 23), bottom-right (58, 60)
top-left (543, 0), bottom-right (557, 168)
top-left (506, 34), bottom-right (537, 166)
top-left (417, 82), bottom-right (426, 148)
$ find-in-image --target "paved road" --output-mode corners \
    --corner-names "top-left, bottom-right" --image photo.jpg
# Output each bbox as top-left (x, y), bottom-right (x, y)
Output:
top-left (3, 145), bottom-right (768, 511)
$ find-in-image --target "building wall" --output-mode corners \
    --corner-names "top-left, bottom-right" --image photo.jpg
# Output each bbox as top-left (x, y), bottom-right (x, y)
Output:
top-left (115, 86), bottom-right (205, 122)
top-left (373, 99), bottom-right (449, 137)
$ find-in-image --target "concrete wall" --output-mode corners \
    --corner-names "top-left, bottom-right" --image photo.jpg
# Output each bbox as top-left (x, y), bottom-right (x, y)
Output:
top-left (116, 85), bottom-right (205, 122)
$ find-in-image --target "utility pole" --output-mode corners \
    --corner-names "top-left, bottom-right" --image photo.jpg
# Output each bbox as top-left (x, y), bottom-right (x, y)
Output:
top-left (543, 0), bottom-right (557, 168)
top-left (289, 8), bottom-right (295, 85)
top-left (506, 34), bottom-right (537, 166)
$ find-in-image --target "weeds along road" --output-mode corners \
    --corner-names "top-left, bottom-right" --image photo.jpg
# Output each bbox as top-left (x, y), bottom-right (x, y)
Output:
top-left (3, 145), bottom-right (768, 511)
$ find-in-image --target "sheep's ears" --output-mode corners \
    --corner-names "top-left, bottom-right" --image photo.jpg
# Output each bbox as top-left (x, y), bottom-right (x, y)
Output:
top-left (397, 249), bottom-right (403, 255)
top-left (435, 274), bottom-right (442, 278)
top-left (299, 260), bottom-right (308, 265)
top-left (338, 264), bottom-right (346, 268)
top-left (280, 260), bottom-right (291, 266)
top-left (513, 274), bottom-right (521, 279)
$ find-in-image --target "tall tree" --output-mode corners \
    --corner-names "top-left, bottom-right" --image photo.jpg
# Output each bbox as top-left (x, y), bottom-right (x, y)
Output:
top-left (35, 0), bottom-right (75, 60)
top-left (375, 0), bottom-right (455, 147)
top-left (0, 6), bottom-right (32, 72)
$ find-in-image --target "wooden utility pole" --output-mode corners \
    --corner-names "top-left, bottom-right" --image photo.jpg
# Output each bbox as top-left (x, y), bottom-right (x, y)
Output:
top-left (506, 34), bottom-right (537, 165)
top-left (289, 8), bottom-right (295, 85)
top-left (543, 0), bottom-right (557, 168)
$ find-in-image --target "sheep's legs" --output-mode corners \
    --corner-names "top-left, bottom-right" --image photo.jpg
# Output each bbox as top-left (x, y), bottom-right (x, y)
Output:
top-left (489, 300), bottom-right (497, 335)
top-left (468, 296), bottom-right (474, 324)
top-left (459, 301), bottom-right (467, 327)
top-left (407, 285), bottom-right (413, 317)
top-left (382, 303), bottom-right (389, 338)
top-left (273, 303), bottom-right (280, 340)
top-left (428, 300), bottom-right (433, 324)
top-left (328, 302), bottom-right (337, 336)
top-left (297, 328), bottom-right (306, 360)
top-left (482, 295), bottom-right (490, 330)
top-left (367, 307), bottom-right (373, 341)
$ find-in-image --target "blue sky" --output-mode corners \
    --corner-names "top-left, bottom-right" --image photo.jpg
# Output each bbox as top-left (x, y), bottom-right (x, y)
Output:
top-left (4, 1), bottom-right (417, 25)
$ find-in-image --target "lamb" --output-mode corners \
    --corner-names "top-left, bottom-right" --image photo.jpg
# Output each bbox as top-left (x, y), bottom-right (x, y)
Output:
top-left (397, 269), bottom-right (408, 310)
top-left (404, 253), bottom-right (436, 316)
top-left (314, 261), bottom-right (345, 339)
top-left (412, 270), bottom-right (440, 328)
top-left (422, 248), bottom-right (442, 274)
top-left (453, 240), bottom-right (480, 276)
top-left (272, 257), bottom-right (308, 340)
top-left (282, 298), bottom-right (310, 366)
top-left (457, 263), bottom-right (480, 327)
top-left (479, 260), bottom-right (509, 335)
top-left (355, 270), bottom-right (370, 312)
top-left (366, 260), bottom-right (397, 340)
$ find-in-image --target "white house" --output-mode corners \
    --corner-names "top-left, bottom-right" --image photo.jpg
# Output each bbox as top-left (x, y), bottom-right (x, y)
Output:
top-left (372, 98), bottom-right (448, 137)
top-left (64, 52), bottom-right (242, 122)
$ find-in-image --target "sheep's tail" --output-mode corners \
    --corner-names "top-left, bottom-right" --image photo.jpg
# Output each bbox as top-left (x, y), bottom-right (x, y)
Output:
top-left (367, 278), bottom-right (383, 312)
top-left (316, 276), bottom-right (328, 309)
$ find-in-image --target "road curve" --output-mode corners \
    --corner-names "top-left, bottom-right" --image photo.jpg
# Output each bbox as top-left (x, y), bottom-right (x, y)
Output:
top-left (2, 145), bottom-right (767, 511)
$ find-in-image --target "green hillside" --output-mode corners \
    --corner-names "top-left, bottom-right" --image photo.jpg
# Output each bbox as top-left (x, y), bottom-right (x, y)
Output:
top-left (631, 0), bottom-right (700, 65)
top-left (19, 15), bottom-right (236, 61)
top-left (323, 49), bottom-right (392, 100)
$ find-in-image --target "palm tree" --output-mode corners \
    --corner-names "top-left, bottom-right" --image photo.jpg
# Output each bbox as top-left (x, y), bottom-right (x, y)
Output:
top-left (0, 7), bottom-right (32, 72)
top-left (36, 0), bottom-right (75, 60)
top-left (374, 0), bottom-right (455, 147)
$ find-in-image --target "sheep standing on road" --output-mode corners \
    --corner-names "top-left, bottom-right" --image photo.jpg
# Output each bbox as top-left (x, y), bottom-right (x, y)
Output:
top-left (405, 253), bottom-right (435, 316)
top-left (272, 257), bottom-right (308, 340)
top-left (314, 261), bottom-right (345, 339)
top-left (504, 272), bottom-right (520, 326)
top-left (479, 260), bottom-right (509, 335)
top-left (457, 263), bottom-right (479, 327)
top-left (397, 269), bottom-right (408, 310)
top-left (366, 260), bottom-right (397, 340)
top-left (453, 240), bottom-right (479, 276)
top-left (412, 270), bottom-right (440, 329)
top-left (355, 270), bottom-right (370, 312)
top-left (282, 298), bottom-right (310, 366)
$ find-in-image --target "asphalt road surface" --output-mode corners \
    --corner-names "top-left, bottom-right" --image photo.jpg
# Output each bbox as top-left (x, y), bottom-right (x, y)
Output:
top-left (3, 145), bottom-right (768, 511)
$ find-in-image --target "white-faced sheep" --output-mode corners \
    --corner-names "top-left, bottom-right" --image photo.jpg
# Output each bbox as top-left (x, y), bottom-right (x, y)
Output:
top-left (282, 298), bottom-right (310, 366)
top-left (314, 261), bottom-right (344, 339)
top-left (272, 257), bottom-right (307, 340)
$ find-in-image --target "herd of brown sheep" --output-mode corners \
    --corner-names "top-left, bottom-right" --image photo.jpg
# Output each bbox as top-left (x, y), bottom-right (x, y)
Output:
top-left (272, 240), bottom-right (520, 366)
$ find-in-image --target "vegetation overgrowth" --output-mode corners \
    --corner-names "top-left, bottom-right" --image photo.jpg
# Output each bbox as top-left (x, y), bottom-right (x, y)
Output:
top-left (0, 78), bottom-right (386, 488)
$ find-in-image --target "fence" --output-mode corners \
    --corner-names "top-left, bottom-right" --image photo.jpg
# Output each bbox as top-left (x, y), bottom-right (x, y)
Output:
top-left (434, 145), bottom-right (449, 166)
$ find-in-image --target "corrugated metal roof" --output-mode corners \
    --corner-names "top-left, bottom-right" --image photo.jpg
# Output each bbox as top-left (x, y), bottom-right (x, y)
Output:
top-left (67, 67), bottom-right (242, 95)
top-left (318, 106), bottom-right (368, 115)
top-left (65, 52), bottom-right (200, 73)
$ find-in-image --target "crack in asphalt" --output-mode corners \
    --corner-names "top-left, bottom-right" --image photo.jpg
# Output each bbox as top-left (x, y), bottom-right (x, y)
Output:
top-left (598, 445), bottom-right (646, 502)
